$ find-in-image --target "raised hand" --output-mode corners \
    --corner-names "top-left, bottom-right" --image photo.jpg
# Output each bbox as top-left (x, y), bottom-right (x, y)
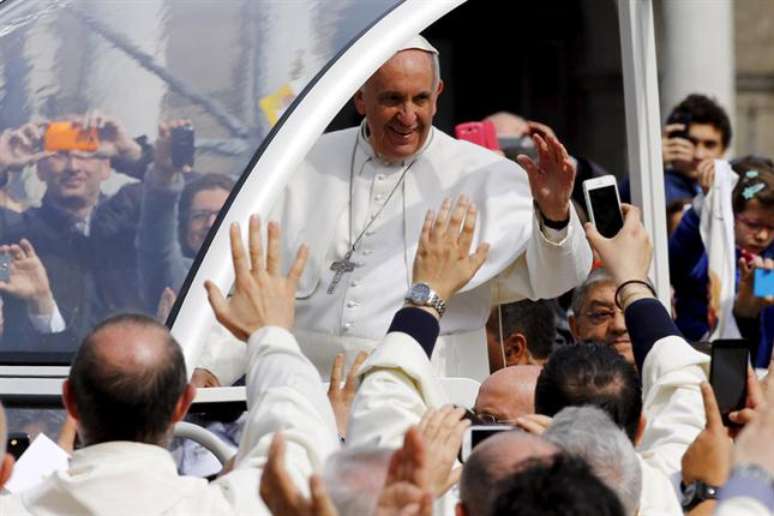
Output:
top-left (731, 376), bottom-right (774, 477)
top-left (681, 383), bottom-right (732, 486)
top-left (152, 119), bottom-right (193, 180)
top-left (412, 196), bottom-right (489, 302)
top-left (697, 159), bottom-right (716, 196)
top-left (327, 351), bottom-right (368, 439)
top-left (80, 111), bottom-right (142, 161)
top-left (734, 256), bottom-right (774, 318)
top-left (376, 427), bottom-right (434, 516)
top-left (0, 239), bottom-right (56, 316)
top-left (416, 406), bottom-right (470, 495)
top-left (0, 123), bottom-right (48, 172)
top-left (516, 133), bottom-right (575, 222)
top-left (205, 215), bottom-right (308, 340)
top-left (662, 123), bottom-right (694, 171)
top-left (260, 433), bottom-right (339, 516)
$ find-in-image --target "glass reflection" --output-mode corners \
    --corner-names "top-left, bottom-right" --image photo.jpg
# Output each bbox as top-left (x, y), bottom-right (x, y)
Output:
top-left (0, 0), bottom-right (400, 362)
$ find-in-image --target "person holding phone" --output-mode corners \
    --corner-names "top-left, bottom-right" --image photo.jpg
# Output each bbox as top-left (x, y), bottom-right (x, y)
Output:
top-left (620, 93), bottom-right (732, 205)
top-left (669, 157), bottom-right (774, 366)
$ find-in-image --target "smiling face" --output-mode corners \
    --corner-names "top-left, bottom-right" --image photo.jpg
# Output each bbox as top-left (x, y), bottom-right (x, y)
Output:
top-left (37, 152), bottom-right (110, 212)
top-left (354, 49), bottom-right (442, 162)
top-left (185, 187), bottom-right (229, 254)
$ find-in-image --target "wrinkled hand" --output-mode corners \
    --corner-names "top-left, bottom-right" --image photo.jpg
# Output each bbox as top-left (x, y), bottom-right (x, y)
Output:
top-left (585, 204), bottom-right (652, 288)
top-left (0, 239), bottom-right (55, 315)
top-left (412, 196), bottom-right (489, 302)
top-left (728, 366), bottom-right (765, 433)
top-left (515, 414), bottom-right (553, 436)
top-left (205, 215), bottom-right (308, 340)
top-left (80, 111), bottom-right (141, 161)
top-left (732, 375), bottom-right (774, 476)
top-left (0, 123), bottom-right (48, 172)
top-left (328, 351), bottom-right (368, 439)
top-left (735, 256), bottom-right (774, 318)
top-left (376, 427), bottom-right (434, 516)
top-left (153, 119), bottom-right (193, 180)
top-left (697, 159), bottom-right (716, 196)
top-left (662, 124), bottom-right (694, 171)
top-left (682, 383), bottom-right (732, 485)
top-left (516, 133), bottom-right (574, 222)
top-left (416, 406), bottom-right (470, 495)
top-left (260, 433), bottom-right (339, 516)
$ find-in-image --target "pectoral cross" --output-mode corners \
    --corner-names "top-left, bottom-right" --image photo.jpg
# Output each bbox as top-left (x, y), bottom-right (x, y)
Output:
top-left (327, 250), bottom-right (359, 294)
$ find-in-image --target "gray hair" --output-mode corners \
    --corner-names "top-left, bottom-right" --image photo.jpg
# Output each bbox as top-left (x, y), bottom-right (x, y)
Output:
top-left (322, 446), bottom-right (393, 516)
top-left (570, 268), bottom-right (615, 317)
top-left (544, 406), bottom-right (642, 516)
top-left (360, 46), bottom-right (442, 93)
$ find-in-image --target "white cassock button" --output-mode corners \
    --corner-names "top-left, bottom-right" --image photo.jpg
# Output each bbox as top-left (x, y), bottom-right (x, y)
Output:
top-left (350, 280), bottom-right (359, 287)
top-left (365, 229), bottom-right (375, 236)
top-left (362, 248), bottom-right (373, 255)
top-left (376, 174), bottom-right (385, 181)
top-left (346, 300), bottom-right (359, 308)
top-left (343, 322), bottom-right (352, 332)
top-left (374, 194), bottom-right (385, 202)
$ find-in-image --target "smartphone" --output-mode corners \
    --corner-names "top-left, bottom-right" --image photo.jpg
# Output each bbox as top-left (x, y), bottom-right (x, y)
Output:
top-left (709, 340), bottom-right (749, 427)
top-left (455, 121), bottom-right (500, 151)
top-left (6, 432), bottom-right (30, 461)
top-left (0, 251), bottom-right (10, 283)
top-left (666, 111), bottom-right (691, 140)
top-left (171, 125), bottom-right (195, 169)
top-left (498, 136), bottom-right (538, 162)
top-left (583, 175), bottom-right (624, 238)
top-left (753, 268), bottom-right (774, 298)
top-left (44, 121), bottom-right (99, 153)
top-left (460, 425), bottom-right (511, 462)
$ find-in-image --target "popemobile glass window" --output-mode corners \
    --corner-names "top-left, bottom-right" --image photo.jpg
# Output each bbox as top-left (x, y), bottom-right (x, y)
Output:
top-left (0, 0), bottom-right (401, 365)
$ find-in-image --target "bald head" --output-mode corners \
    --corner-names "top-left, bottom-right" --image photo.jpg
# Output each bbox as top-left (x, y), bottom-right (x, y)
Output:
top-left (474, 365), bottom-right (541, 423)
top-left (459, 431), bottom-right (557, 516)
top-left (67, 314), bottom-right (189, 446)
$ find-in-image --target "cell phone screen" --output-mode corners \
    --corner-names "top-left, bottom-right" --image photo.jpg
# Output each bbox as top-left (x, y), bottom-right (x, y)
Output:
top-left (710, 341), bottom-right (749, 419)
top-left (589, 185), bottom-right (624, 238)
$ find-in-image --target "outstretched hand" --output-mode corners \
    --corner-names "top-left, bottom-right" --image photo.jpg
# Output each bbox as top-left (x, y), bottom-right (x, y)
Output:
top-left (416, 406), bottom-right (470, 495)
top-left (205, 215), bottom-right (308, 340)
top-left (412, 196), bottom-right (489, 302)
top-left (584, 204), bottom-right (652, 285)
top-left (0, 239), bottom-right (56, 316)
top-left (376, 427), bottom-right (434, 516)
top-left (681, 383), bottom-right (732, 486)
top-left (516, 132), bottom-right (575, 222)
top-left (328, 351), bottom-right (368, 439)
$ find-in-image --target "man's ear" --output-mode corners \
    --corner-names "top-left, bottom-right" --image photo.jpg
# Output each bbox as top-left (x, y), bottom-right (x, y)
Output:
top-left (505, 333), bottom-right (528, 366)
top-left (354, 88), bottom-right (367, 116)
top-left (61, 379), bottom-right (80, 422)
top-left (0, 454), bottom-right (14, 489)
top-left (431, 80), bottom-right (444, 118)
top-left (172, 383), bottom-right (197, 423)
top-left (634, 414), bottom-right (647, 446)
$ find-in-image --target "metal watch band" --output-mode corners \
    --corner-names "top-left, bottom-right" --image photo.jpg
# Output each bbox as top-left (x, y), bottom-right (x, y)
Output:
top-left (427, 291), bottom-right (447, 317)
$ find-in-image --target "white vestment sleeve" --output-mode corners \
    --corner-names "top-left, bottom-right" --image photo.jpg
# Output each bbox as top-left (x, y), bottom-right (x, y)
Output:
top-left (716, 498), bottom-right (771, 516)
top-left (27, 301), bottom-right (66, 333)
top-left (195, 322), bottom-right (248, 386)
top-left (214, 326), bottom-right (340, 513)
top-left (347, 331), bottom-right (449, 449)
top-left (492, 207), bottom-right (592, 304)
top-left (637, 335), bottom-right (709, 480)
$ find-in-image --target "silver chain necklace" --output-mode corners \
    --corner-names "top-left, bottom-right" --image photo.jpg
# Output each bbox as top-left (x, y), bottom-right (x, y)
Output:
top-left (326, 134), bottom-right (419, 294)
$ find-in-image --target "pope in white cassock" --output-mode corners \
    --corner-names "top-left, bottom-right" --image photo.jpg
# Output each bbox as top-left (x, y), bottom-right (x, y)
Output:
top-left (197, 35), bottom-right (592, 382)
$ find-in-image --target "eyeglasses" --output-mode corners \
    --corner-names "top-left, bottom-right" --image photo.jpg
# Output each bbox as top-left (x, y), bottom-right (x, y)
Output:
top-left (464, 408), bottom-right (513, 426)
top-left (189, 209), bottom-right (220, 224)
top-left (581, 307), bottom-right (623, 325)
top-left (736, 215), bottom-right (774, 234)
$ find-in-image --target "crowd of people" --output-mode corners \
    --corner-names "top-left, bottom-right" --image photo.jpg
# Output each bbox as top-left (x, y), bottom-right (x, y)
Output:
top-left (0, 35), bottom-right (773, 515)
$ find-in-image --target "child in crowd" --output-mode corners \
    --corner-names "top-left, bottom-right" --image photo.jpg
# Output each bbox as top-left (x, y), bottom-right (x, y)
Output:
top-left (669, 156), bottom-right (774, 366)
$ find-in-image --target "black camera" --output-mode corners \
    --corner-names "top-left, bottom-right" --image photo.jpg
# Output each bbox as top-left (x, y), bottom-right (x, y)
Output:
top-left (171, 125), bottom-right (195, 169)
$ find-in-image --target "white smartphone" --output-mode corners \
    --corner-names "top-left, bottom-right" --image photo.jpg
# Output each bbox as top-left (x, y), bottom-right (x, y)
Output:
top-left (583, 175), bottom-right (624, 238)
top-left (460, 425), bottom-right (511, 462)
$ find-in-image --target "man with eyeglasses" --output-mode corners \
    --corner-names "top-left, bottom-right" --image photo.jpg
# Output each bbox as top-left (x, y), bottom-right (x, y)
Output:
top-left (568, 268), bottom-right (634, 364)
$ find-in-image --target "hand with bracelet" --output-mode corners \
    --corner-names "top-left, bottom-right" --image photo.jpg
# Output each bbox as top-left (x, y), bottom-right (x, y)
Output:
top-left (584, 204), bottom-right (656, 309)
top-left (407, 196), bottom-right (490, 318)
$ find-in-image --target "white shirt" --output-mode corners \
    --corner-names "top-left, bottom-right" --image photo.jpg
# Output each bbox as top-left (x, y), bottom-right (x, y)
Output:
top-left (0, 326), bottom-right (340, 516)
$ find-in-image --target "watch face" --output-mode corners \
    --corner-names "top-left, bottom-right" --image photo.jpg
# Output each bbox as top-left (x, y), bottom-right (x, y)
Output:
top-left (409, 283), bottom-right (431, 303)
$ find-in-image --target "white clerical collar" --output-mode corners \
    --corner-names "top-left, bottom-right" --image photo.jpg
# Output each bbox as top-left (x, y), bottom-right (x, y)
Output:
top-left (357, 119), bottom-right (434, 168)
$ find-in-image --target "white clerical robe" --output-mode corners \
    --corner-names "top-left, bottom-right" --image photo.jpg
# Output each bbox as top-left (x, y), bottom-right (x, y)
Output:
top-left (198, 122), bottom-right (591, 382)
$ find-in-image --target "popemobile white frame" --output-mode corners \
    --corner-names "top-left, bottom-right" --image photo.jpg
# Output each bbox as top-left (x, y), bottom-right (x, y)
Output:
top-left (0, 0), bottom-right (669, 402)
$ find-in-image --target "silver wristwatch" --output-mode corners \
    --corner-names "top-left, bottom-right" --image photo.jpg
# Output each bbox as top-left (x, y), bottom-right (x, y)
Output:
top-left (405, 282), bottom-right (447, 317)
